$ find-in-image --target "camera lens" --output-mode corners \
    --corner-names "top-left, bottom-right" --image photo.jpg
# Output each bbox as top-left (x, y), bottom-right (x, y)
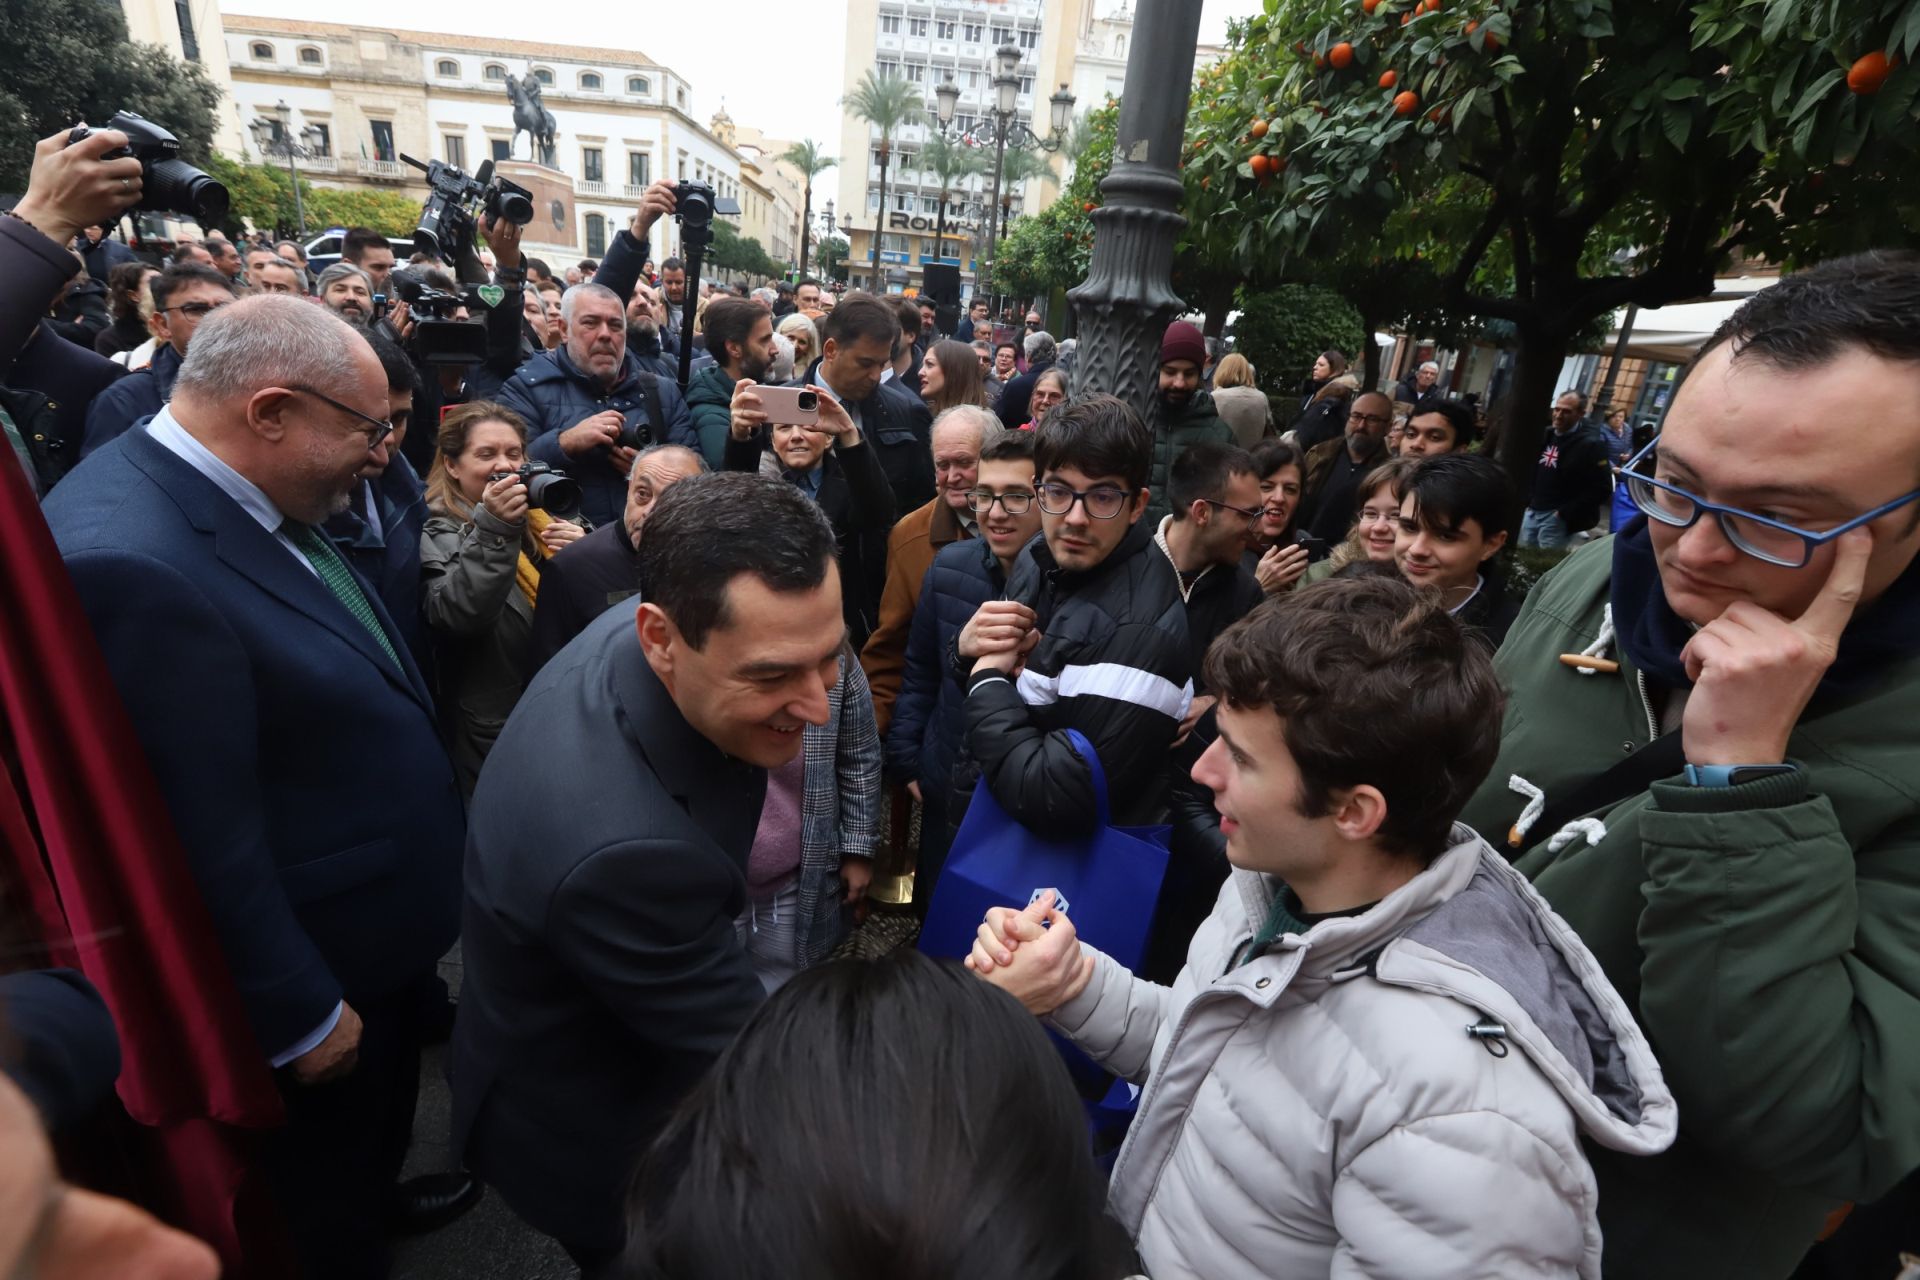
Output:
top-left (497, 190), bottom-right (534, 226)
top-left (797, 391), bottom-right (818, 411)
top-left (527, 471), bottom-right (581, 512)
top-left (145, 157), bottom-right (229, 226)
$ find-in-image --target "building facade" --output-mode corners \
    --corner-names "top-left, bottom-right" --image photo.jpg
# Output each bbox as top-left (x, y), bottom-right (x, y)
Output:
top-left (119, 0), bottom-right (248, 153)
top-left (835, 0), bottom-right (1091, 298)
top-left (224, 16), bottom-right (747, 264)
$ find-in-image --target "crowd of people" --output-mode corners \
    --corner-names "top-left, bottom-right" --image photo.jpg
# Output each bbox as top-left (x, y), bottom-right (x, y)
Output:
top-left (1, 118), bottom-right (1917, 1280)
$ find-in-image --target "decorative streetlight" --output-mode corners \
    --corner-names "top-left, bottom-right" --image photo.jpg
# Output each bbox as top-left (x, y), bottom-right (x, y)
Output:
top-left (930, 48), bottom-right (1073, 311)
top-left (248, 100), bottom-right (324, 237)
top-left (1067, 2), bottom-right (1204, 423)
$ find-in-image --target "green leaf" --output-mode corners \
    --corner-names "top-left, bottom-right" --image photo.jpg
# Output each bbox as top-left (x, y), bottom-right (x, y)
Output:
top-left (1748, 115), bottom-right (1769, 152)
top-left (1374, 179), bottom-right (1397, 202)
top-left (1901, 2), bottom-right (1920, 62)
top-left (1760, 0), bottom-right (1798, 45)
top-left (1770, 57), bottom-right (1803, 115)
top-left (1663, 103), bottom-right (1692, 150)
top-left (1458, 86), bottom-right (1479, 119)
top-left (1831, 92), bottom-right (1869, 165)
top-left (1874, 62), bottom-right (1920, 131)
top-left (1664, 77), bottom-right (1703, 100)
top-left (1580, 13), bottom-right (1615, 37)
top-left (1787, 69), bottom-right (1843, 124)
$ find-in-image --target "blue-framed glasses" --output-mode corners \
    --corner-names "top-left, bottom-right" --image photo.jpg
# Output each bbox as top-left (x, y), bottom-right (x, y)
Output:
top-left (1620, 438), bottom-right (1920, 568)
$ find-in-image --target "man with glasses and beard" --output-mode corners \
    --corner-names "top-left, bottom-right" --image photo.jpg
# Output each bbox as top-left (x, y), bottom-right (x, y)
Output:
top-left (954, 395), bottom-right (1192, 838)
top-left (1459, 252), bottom-right (1920, 1280)
top-left (1298, 389), bottom-right (1394, 554)
top-left (45, 297), bottom-right (466, 1276)
top-left (81, 264), bottom-right (235, 458)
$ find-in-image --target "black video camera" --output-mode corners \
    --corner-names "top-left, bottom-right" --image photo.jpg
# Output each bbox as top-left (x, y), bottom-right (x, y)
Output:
top-left (671, 180), bottom-right (741, 233)
top-left (66, 112), bottom-right (228, 226)
top-left (615, 408), bottom-right (653, 451)
top-left (486, 461), bottom-right (581, 514)
top-left (389, 266), bottom-right (489, 365)
top-left (403, 155), bottom-right (533, 262)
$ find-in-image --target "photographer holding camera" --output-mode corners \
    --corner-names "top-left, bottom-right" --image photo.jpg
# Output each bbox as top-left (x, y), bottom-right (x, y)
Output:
top-left (421, 400), bottom-right (586, 796)
top-left (495, 280), bottom-right (696, 531)
top-left (1, 124), bottom-right (146, 493)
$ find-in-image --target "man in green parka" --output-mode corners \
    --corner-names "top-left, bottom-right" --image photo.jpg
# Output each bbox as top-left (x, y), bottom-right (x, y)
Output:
top-left (1460, 250), bottom-right (1920, 1279)
top-left (1143, 321), bottom-right (1233, 526)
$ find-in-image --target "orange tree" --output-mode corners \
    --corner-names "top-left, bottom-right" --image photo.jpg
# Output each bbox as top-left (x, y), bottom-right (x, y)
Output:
top-left (1183, 0), bottom-right (1920, 495)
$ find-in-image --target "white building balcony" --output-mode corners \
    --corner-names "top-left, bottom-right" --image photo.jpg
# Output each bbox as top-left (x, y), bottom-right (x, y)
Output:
top-left (300, 155), bottom-right (339, 173)
top-left (357, 158), bottom-right (406, 180)
top-left (623, 183), bottom-right (649, 199)
top-left (579, 179), bottom-right (609, 196)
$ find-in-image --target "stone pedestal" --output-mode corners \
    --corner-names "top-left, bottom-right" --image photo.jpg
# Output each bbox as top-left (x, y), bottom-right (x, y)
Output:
top-left (496, 161), bottom-right (576, 253)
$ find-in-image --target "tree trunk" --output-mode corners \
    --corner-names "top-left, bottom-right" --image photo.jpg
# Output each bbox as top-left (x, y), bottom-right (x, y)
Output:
top-left (1493, 328), bottom-right (1571, 529)
top-left (872, 141), bottom-right (891, 290)
top-left (1198, 275), bottom-right (1234, 339)
top-left (798, 183), bottom-right (812, 278)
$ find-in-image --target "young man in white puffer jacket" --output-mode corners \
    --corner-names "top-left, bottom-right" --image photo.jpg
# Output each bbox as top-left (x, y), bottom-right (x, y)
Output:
top-left (968, 575), bottom-right (1679, 1280)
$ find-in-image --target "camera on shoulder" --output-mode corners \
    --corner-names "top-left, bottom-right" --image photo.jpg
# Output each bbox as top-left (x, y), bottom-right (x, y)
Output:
top-left (404, 155), bottom-right (533, 262)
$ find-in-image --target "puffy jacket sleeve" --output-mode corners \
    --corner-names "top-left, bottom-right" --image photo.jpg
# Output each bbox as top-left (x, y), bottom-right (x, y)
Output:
top-left (684, 374), bottom-right (734, 469)
top-left (1633, 774), bottom-right (1920, 1201)
top-left (0, 218), bottom-right (81, 379)
top-left (590, 226), bottom-right (649, 305)
top-left (420, 509), bottom-right (523, 637)
top-left (1045, 942), bottom-right (1169, 1085)
top-left (884, 561), bottom-right (942, 784)
top-left (962, 618), bottom-right (1189, 840)
top-left (1328, 1111), bottom-right (1591, 1279)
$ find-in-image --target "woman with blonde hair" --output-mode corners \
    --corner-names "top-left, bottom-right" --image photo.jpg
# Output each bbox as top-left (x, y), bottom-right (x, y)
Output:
top-left (777, 311), bottom-right (820, 370)
top-left (1210, 351), bottom-right (1273, 447)
top-left (421, 401), bottom-right (586, 794)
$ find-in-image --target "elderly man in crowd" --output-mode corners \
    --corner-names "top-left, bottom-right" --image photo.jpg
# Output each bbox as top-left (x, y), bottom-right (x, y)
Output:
top-left (44, 296), bottom-right (469, 1275)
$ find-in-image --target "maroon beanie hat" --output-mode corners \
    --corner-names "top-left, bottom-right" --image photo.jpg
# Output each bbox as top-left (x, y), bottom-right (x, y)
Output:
top-left (1160, 320), bottom-right (1207, 368)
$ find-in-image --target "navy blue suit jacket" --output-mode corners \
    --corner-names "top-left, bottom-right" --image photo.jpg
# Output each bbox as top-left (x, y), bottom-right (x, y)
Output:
top-left (42, 426), bottom-right (466, 1057)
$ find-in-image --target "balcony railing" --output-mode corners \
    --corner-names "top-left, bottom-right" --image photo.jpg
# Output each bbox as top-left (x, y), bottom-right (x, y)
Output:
top-left (357, 158), bottom-right (406, 179)
top-left (300, 155), bottom-right (339, 173)
top-left (623, 183), bottom-right (650, 199)
top-left (578, 179), bottom-right (608, 196)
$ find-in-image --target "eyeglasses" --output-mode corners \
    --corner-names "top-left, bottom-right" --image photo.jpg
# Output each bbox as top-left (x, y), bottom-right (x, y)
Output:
top-left (1204, 498), bottom-right (1263, 520)
top-left (286, 385), bottom-right (395, 452)
top-left (160, 300), bottom-right (233, 319)
top-left (1349, 411), bottom-right (1393, 428)
top-left (968, 488), bottom-right (1035, 515)
top-left (1621, 439), bottom-right (1920, 568)
top-left (1036, 481), bottom-right (1134, 519)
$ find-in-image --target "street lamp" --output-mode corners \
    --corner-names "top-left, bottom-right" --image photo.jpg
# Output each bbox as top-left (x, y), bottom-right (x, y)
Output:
top-left (929, 47), bottom-right (1073, 315)
top-left (248, 100), bottom-right (323, 237)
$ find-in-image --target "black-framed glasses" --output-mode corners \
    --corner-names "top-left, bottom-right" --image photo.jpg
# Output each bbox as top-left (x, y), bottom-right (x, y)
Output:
top-left (1036, 482), bottom-right (1134, 519)
top-left (160, 300), bottom-right (233, 319)
top-left (968, 488), bottom-right (1035, 515)
top-left (1349, 410), bottom-right (1393, 428)
top-left (286, 385), bottom-right (395, 452)
top-left (1204, 498), bottom-right (1263, 520)
top-left (1621, 438), bottom-right (1920, 568)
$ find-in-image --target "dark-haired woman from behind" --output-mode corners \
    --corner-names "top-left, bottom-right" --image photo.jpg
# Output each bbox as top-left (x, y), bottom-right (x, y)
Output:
top-left (624, 950), bottom-right (1134, 1280)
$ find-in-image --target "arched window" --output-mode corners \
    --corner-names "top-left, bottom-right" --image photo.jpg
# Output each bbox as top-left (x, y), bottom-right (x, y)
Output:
top-left (579, 71), bottom-right (602, 91)
top-left (1114, 35), bottom-right (1125, 57)
top-left (436, 59), bottom-right (459, 77)
top-left (297, 46), bottom-right (321, 65)
top-left (532, 67), bottom-right (554, 86)
top-left (250, 41), bottom-right (272, 60)
top-left (484, 63), bottom-right (506, 81)
top-left (584, 213), bottom-right (607, 258)
top-left (627, 75), bottom-right (650, 95)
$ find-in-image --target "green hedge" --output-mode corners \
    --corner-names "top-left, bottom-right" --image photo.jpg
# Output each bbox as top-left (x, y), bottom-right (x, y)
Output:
top-left (1232, 284), bottom-right (1365, 426)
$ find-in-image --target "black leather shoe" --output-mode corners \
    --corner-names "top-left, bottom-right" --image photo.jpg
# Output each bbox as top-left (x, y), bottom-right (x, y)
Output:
top-left (387, 1171), bottom-right (482, 1236)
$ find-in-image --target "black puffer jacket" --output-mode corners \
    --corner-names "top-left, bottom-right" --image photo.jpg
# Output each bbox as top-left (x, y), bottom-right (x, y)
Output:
top-left (956, 518), bottom-right (1192, 838)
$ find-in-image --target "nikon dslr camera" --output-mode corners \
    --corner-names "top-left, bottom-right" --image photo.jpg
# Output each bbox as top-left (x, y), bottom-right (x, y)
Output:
top-left (404, 155), bottom-right (533, 261)
top-left (65, 112), bottom-right (228, 225)
top-left (670, 179), bottom-right (741, 232)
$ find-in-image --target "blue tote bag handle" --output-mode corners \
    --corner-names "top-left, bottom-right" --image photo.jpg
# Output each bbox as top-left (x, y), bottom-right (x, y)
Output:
top-left (1062, 728), bottom-right (1110, 826)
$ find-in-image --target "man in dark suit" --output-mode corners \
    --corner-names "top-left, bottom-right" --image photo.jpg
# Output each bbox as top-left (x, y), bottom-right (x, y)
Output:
top-left (43, 295), bottom-right (469, 1277)
top-left (451, 471), bottom-right (846, 1275)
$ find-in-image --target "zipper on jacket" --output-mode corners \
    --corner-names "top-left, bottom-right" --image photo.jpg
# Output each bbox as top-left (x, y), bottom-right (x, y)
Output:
top-left (1635, 668), bottom-right (1660, 743)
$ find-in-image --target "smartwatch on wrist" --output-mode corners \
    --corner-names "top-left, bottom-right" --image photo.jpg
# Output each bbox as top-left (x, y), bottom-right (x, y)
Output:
top-left (1683, 763), bottom-right (1799, 788)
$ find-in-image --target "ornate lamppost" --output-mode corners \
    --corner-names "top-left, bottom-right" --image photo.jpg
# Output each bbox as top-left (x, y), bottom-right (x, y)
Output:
top-left (248, 100), bottom-right (324, 238)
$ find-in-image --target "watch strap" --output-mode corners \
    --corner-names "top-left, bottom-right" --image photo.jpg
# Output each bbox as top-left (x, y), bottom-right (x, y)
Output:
top-left (1684, 763), bottom-right (1799, 788)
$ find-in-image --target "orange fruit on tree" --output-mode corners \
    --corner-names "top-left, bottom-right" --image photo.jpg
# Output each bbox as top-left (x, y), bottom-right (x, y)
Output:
top-left (1364, 0), bottom-right (1383, 10)
top-left (1250, 153), bottom-right (1277, 179)
top-left (1330, 41), bottom-right (1355, 69)
top-left (1402, 12), bottom-right (1413, 25)
top-left (1083, 201), bottom-right (1097, 211)
top-left (1848, 51), bottom-right (1894, 95)
top-left (1380, 69), bottom-right (1399, 88)
top-left (1315, 52), bottom-right (1327, 68)
top-left (1394, 90), bottom-right (1420, 116)
top-left (1251, 118), bottom-right (1270, 138)
top-left (1465, 19), bottom-right (1477, 33)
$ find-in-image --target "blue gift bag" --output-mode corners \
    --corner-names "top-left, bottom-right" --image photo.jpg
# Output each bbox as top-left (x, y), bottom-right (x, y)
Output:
top-left (918, 729), bottom-right (1172, 972)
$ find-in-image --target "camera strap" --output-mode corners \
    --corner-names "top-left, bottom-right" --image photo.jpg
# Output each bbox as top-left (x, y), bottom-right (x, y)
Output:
top-left (638, 372), bottom-right (664, 445)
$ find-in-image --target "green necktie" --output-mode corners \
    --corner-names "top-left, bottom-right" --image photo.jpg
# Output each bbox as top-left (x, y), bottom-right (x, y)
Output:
top-left (280, 519), bottom-right (403, 673)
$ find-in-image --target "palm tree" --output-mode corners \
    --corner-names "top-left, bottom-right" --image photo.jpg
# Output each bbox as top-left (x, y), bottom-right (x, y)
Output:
top-left (922, 133), bottom-right (987, 267)
top-left (779, 138), bottom-right (835, 279)
top-left (842, 70), bottom-right (923, 286)
top-left (995, 146), bottom-right (1056, 244)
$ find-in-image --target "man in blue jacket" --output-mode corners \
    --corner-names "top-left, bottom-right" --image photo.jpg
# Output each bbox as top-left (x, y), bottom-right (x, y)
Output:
top-left (44, 296), bottom-right (467, 1277)
top-left (495, 282), bottom-right (696, 530)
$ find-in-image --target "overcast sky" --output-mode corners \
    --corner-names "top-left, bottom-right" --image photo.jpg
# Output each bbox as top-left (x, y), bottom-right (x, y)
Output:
top-left (230, 0), bottom-right (1263, 149)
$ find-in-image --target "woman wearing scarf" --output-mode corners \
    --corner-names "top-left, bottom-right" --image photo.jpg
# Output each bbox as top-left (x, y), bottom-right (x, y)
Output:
top-left (422, 401), bottom-right (586, 795)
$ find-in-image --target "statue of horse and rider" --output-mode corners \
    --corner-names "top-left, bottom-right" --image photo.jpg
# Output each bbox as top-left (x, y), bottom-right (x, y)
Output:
top-left (506, 71), bottom-right (558, 167)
